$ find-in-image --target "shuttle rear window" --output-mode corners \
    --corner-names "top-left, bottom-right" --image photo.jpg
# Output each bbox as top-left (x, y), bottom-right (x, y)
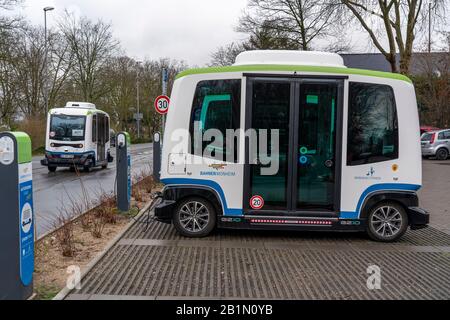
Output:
top-left (347, 82), bottom-right (399, 166)
top-left (190, 80), bottom-right (241, 162)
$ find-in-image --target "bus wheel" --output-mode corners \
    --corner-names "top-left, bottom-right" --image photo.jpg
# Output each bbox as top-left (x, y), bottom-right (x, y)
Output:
top-left (436, 148), bottom-right (449, 161)
top-left (83, 166), bottom-right (91, 173)
top-left (367, 202), bottom-right (408, 242)
top-left (48, 166), bottom-right (57, 173)
top-left (173, 197), bottom-right (216, 238)
top-left (102, 163), bottom-right (108, 169)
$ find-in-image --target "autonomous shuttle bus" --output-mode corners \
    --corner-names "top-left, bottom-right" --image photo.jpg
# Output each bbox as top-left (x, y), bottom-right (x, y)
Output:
top-left (154, 50), bottom-right (429, 242)
top-left (41, 102), bottom-right (113, 172)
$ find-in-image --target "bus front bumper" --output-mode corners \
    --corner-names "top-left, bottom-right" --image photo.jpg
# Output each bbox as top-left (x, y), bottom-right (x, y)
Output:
top-left (41, 152), bottom-right (94, 167)
top-left (407, 207), bottom-right (430, 230)
top-left (154, 200), bottom-right (177, 224)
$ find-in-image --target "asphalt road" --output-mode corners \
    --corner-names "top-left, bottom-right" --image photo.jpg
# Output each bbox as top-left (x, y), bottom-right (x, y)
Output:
top-left (33, 143), bottom-right (153, 238)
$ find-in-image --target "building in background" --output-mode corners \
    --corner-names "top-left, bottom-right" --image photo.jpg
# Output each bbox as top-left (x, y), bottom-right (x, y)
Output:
top-left (341, 53), bottom-right (449, 76)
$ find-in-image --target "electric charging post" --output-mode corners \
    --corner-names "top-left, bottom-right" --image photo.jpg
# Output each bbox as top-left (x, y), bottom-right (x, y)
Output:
top-left (153, 132), bottom-right (161, 183)
top-left (0, 132), bottom-right (34, 300)
top-left (116, 132), bottom-right (131, 212)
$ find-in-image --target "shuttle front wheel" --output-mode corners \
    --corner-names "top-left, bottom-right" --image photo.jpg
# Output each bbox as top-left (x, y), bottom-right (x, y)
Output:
top-left (48, 166), bottom-right (57, 173)
top-left (173, 197), bottom-right (216, 238)
top-left (367, 202), bottom-right (408, 242)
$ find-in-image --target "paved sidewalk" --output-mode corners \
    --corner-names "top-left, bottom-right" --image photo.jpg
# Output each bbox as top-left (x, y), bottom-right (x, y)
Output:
top-left (64, 160), bottom-right (450, 300)
top-left (65, 222), bottom-right (450, 300)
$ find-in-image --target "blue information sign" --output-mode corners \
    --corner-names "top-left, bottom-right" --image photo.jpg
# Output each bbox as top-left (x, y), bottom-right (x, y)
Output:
top-left (127, 153), bottom-right (131, 204)
top-left (18, 163), bottom-right (34, 286)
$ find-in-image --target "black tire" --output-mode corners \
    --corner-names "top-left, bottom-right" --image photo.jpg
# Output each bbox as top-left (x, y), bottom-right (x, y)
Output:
top-left (366, 202), bottom-right (408, 242)
top-left (48, 166), bottom-right (57, 173)
top-left (422, 155), bottom-right (429, 160)
top-left (69, 167), bottom-right (76, 172)
top-left (102, 163), bottom-right (108, 169)
top-left (83, 166), bottom-right (91, 173)
top-left (436, 148), bottom-right (449, 161)
top-left (173, 197), bottom-right (216, 238)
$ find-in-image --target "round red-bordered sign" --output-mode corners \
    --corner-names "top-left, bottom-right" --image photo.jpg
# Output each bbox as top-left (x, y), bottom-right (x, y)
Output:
top-left (250, 195), bottom-right (264, 210)
top-left (154, 95), bottom-right (170, 115)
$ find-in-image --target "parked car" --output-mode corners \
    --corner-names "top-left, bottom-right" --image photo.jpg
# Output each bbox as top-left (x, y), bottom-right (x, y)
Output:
top-left (420, 126), bottom-right (440, 135)
top-left (421, 129), bottom-right (450, 160)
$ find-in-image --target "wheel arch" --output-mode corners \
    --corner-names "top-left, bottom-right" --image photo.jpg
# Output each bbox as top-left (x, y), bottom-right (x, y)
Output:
top-left (162, 185), bottom-right (224, 217)
top-left (360, 191), bottom-right (419, 220)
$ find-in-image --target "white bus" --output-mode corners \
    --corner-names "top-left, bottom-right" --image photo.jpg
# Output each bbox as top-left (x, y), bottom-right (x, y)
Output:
top-left (41, 102), bottom-right (113, 173)
top-left (154, 50), bottom-right (429, 242)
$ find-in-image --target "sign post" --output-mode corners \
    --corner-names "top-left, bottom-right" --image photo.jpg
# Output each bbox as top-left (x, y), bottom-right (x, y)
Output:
top-left (116, 132), bottom-right (131, 212)
top-left (0, 132), bottom-right (34, 300)
top-left (161, 68), bottom-right (168, 136)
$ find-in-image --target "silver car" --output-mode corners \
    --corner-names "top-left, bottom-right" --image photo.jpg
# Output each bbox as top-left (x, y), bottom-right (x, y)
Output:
top-left (421, 129), bottom-right (450, 160)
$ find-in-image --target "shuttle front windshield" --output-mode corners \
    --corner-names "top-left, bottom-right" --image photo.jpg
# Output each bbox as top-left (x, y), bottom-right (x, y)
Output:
top-left (50, 115), bottom-right (86, 142)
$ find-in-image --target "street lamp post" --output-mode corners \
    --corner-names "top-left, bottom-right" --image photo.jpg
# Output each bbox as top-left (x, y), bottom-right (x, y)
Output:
top-left (43, 6), bottom-right (54, 115)
top-left (428, 1), bottom-right (432, 53)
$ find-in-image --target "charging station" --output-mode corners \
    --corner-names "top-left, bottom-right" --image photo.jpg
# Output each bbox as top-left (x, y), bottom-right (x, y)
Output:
top-left (0, 132), bottom-right (34, 300)
top-left (116, 132), bottom-right (131, 212)
top-left (153, 132), bottom-right (161, 183)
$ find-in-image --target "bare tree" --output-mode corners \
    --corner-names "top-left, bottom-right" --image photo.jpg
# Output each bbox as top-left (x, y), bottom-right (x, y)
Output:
top-left (238, 0), bottom-right (341, 51)
top-left (414, 32), bottom-right (450, 127)
top-left (210, 19), bottom-right (308, 67)
top-left (47, 31), bottom-right (75, 109)
top-left (13, 26), bottom-right (46, 117)
top-left (0, 0), bottom-right (23, 30)
top-left (337, 0), bottom-right (447, 74)
top-left (59, 12), bottom-right (119, 102)
top-left (210, 42), bottom-right (246, 66)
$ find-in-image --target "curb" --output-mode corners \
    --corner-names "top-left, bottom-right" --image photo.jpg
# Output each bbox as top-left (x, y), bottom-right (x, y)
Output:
top-left (52, 202), bottom-right (152, 301)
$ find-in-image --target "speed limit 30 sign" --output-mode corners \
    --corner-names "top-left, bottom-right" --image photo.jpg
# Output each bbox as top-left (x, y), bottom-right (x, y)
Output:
top-left (154, 95), bottom-right (170, 115)
top-left (250, 195), bottom-right (264, 210)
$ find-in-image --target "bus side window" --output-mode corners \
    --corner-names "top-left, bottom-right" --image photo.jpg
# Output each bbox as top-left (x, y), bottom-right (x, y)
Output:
top-left (189, 79), bottom-right (241, 163)
top-left (347, 82), bottom-right (399, 166)
top-left (92, 114), bottom-right (97, 143)
top-left (105, 117), bottom-right (110, 143)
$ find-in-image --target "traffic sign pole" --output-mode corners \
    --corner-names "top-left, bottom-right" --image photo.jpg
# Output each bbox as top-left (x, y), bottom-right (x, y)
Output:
top-left (162, 68), bottom-right (168, 137)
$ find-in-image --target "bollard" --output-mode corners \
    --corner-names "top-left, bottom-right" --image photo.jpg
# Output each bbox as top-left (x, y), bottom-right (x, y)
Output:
top-left (0, 132), bottom-right (34, 300)
top-left (116, 132), bottom-right (131, 212)
top-left (153, 132), bottom-right (161, 183)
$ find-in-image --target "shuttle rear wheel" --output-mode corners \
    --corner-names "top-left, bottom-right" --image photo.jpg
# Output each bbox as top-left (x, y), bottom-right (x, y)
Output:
top-left (367, 202), bottom-right (408, 242)
top-left (48, 166), bottom-right (57, 173)
top-left (173, 197), bottom-right (216, 238)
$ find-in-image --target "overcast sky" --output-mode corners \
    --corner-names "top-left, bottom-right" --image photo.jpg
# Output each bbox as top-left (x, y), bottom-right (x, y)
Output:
top-left (14, 0), bottom-right (249, 66)
top-left (11, 0), bottom-right (448, 67)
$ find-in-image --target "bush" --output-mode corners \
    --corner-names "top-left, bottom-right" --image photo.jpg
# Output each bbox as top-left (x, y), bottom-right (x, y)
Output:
top-left (16, 117), bottom-right (46, 152)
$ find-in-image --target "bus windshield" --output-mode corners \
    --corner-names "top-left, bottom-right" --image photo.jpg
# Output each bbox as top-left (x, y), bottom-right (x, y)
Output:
top-left (50, 115), bottom-right (86, 141)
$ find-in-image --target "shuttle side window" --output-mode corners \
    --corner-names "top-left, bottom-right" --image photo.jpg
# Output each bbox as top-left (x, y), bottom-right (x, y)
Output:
top-left (189, 79), bottom-right (241, 163)
top-left (92, 114), bottom-right (97, 143)
top-left (105, 117), bottom-right (110, 143)
top-left (347, 82), bottom-right (399, 166)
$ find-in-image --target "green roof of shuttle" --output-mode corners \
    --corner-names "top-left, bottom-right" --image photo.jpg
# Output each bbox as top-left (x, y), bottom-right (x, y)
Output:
top-left (176, 64), bottom-right (412, 83)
